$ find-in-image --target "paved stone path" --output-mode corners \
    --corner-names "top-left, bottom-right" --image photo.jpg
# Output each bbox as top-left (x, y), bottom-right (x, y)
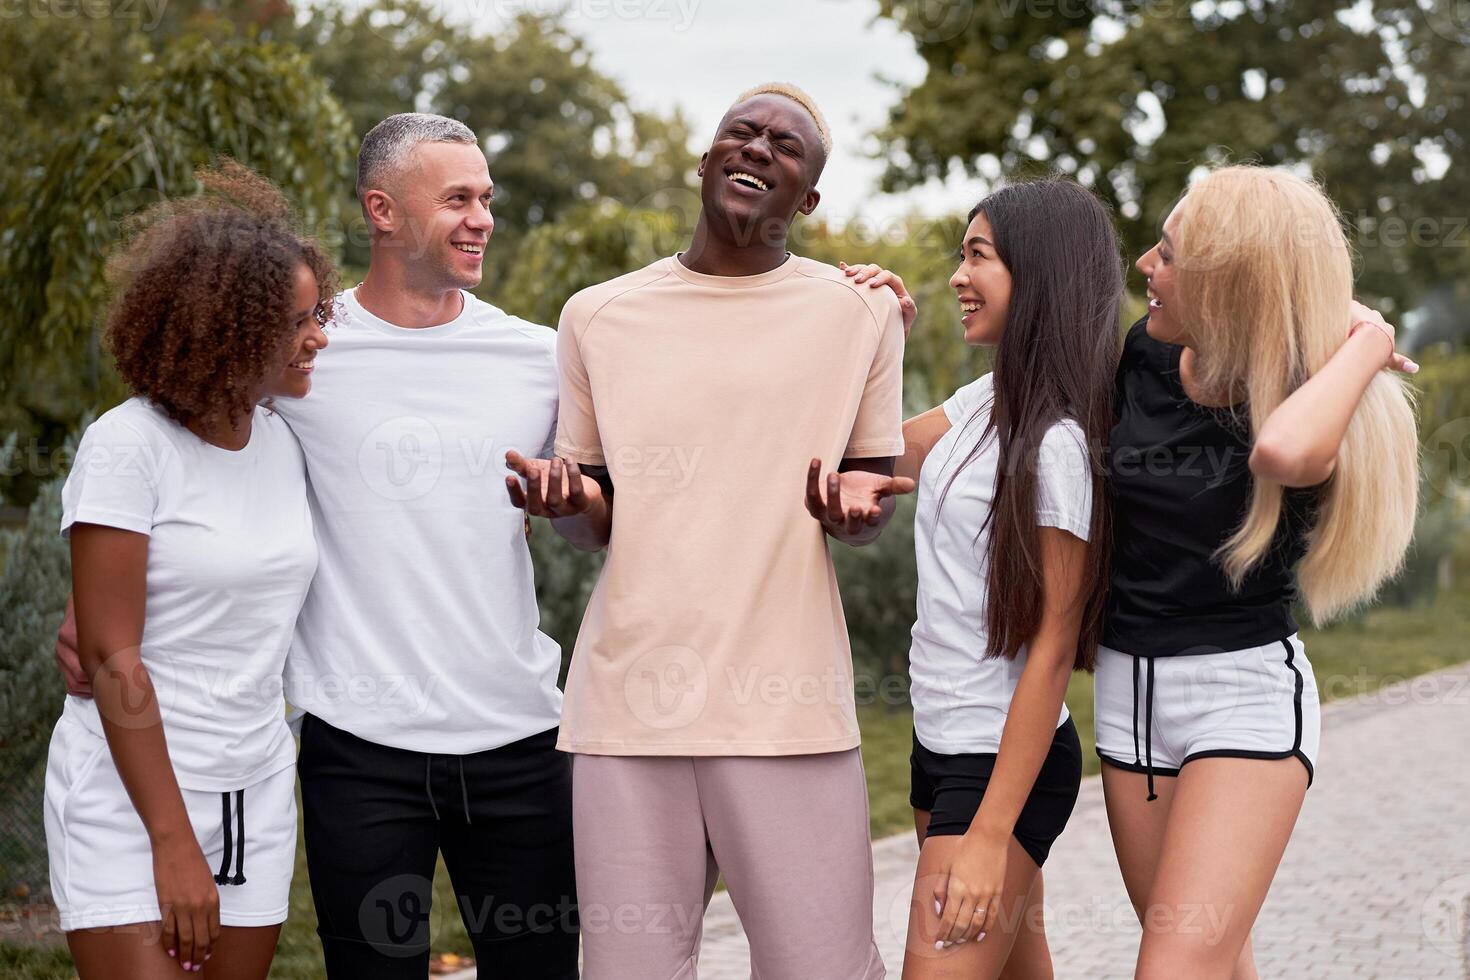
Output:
top-left (454, 662), bottom-right (1470, 979)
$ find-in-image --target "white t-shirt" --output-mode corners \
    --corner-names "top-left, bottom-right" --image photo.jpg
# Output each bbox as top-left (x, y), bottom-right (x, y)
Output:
top-left (274, 288), bottom-right (564, 754)
top-left (60, 398), bottom-right (317, 791)
top-left (908, 374), bottom-right (1093, 755)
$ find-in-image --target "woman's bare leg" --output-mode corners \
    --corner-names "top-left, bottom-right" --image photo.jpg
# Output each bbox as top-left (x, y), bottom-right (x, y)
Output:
top-left (1134, 757), bottom-right (1306, 980)
top-left (997, 871), bottom-right (1051, 980)
top-left (1100, 764), bottom-right (1177, 919)
top-left (68, 924), bottom-right (280, 980)
top-left (902, 833), bottom-right (1041, 980)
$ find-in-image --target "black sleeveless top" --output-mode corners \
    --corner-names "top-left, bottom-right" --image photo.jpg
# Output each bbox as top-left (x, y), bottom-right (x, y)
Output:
top-left (1104, 319), bottom-right (1321, 657)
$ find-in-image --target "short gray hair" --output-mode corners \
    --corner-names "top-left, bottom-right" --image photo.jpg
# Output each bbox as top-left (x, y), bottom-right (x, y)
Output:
top-left (356, 113), bottom-right (478, 200)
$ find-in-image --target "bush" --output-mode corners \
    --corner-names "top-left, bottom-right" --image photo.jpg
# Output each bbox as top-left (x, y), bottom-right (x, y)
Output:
top-left (527, 522), bottom-right (603, 680)
top-left (0, 424), bottom-right (80, 900)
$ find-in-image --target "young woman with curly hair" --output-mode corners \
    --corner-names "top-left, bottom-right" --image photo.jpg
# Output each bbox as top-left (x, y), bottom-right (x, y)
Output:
top-left (45, 161), bottom-right (334, 979)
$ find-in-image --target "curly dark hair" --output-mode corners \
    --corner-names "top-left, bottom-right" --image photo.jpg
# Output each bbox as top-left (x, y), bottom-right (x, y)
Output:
top-left (105, 160), bottom-right (337, 432)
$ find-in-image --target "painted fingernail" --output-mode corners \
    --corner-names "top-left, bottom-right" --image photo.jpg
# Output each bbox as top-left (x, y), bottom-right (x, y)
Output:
top-left (933, 940), bottom-right (945, 950)
top-left (167, 950), bottom-right (175, 958)
top-left (978, 931), bottom-right (987, 941)
top-left (955, 938), bottom-right (966, 945)
top-left (182, 963), bottom-right (191, 971)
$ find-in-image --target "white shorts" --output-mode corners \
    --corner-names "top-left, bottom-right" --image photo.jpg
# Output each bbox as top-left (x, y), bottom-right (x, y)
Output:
top-left (1094, 634), bottom-right (1320, 795)
top-left (44, 710), bottom-right (297, 932)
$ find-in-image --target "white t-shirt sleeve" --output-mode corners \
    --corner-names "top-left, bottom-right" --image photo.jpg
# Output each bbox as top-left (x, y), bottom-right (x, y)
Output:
top-left (61, 413), bottom-right (162, 538)
top-left (1036, 421), bottom-right (1093, 541)
top-left (538, 327), bottom-right (559, 459)
top-left (942, 374), bottom-right (994, 427)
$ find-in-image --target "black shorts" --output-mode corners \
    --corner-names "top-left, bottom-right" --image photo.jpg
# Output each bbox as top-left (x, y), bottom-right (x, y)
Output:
top-left (909, 717), bottom-right (1083, 868)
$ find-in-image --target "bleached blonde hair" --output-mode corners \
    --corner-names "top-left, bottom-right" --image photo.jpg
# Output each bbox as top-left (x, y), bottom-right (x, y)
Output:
top-left (732, 82), bottom-right (833, 156)
top-left (1173, 165), bottom-right (1419, 624)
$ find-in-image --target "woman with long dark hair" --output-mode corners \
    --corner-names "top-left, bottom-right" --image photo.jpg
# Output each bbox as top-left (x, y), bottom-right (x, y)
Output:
top-left (846, 177), bottom-right (1123, 978)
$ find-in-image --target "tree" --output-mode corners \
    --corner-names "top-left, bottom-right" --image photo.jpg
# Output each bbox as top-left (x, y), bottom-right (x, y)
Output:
top-left (276, 7), bottom-right (699, 277)
top-left (873, 0), bottom-right (1469, 315)
top-left (0, 2), bottom-right (698, 485)
top-left (433, 14), bottom-right (697, 287)
top-left (0, 33), bottom-right (353, 502)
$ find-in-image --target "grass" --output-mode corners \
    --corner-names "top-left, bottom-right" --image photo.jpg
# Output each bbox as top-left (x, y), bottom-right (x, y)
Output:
top-left (5, 589), bottom-right (1467, 979)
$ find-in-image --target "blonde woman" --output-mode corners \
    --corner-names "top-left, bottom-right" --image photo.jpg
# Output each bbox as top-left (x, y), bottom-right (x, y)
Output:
top-left (1098, 165), bottom-right (1419, 978)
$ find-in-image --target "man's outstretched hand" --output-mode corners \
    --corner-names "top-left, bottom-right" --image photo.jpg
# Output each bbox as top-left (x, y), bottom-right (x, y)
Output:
top-left (804, 458), bottom-right (915, 544)
top-left (504, 450), bottom-right (603, 518)
top-left (504, 450), bottom-right (613, 551)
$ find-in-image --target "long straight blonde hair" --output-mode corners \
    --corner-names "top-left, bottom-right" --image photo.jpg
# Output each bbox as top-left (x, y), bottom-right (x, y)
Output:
top-left (1173, 165), bottom-right (1418, 624)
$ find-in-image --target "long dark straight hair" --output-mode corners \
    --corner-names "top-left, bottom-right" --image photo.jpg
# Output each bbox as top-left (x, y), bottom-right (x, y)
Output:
top-left (942, 178), bottom-right (1123, 671)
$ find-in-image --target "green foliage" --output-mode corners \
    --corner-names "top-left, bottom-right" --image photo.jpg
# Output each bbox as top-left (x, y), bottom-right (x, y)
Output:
top-left (0, 426), bottom-right (77, 744)
top-left (0, 3), bottom-right (698, 475)
top-left (0, 423), bottom-right (81, 899)
top-left (0, 35), bottom-right (352, 384)
top-left (833, 495), bottom-right (920, 687)
top-left (1415, 348), bottom-right (1470, 489)
top-left (0, 34), bottom-right (354, 506)
top-left (1389, 350), bottom-right (1470, 603)
top-left (439, 16), bottom-right (698, 234)
top-left (791, 215), bottom-right (992, 408)
top-left (527, 524), bottom-right (602, 679)
top-left (284, 0), bottom-right (458, 141)
top-left (874, 0), bottom-right (1470, 314)
top-left (497, 196), bottom-right (692, 326)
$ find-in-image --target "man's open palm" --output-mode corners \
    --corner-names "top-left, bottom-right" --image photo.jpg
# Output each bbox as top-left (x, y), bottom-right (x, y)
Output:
top-left (804, 459), bottom-right (915, 536)
top-left (505, 450), bottom-right (602, 518)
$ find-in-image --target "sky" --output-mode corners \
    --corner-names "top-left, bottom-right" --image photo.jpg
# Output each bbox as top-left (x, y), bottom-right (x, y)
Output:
top-left (440, 0), bottom-right (992, 224)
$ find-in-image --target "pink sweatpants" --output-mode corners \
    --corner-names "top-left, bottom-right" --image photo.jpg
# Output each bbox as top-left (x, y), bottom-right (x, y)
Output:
top-left (572, 749), bottom-right (886, 979)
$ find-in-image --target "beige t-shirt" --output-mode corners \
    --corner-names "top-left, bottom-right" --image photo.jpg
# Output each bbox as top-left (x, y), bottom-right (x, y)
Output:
top-left (554, 253), bottom-right (906, 756)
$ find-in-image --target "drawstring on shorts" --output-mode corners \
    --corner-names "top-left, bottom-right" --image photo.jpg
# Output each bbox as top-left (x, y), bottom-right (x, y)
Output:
top-left (1131, 656), bottom-right (1159, 802)
top-left (213, 789), bottom-right (247, 885)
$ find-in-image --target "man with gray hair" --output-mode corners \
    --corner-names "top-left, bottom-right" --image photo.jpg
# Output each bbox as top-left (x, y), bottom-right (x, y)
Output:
top-left (277, 112), bottom-right (582, 977)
